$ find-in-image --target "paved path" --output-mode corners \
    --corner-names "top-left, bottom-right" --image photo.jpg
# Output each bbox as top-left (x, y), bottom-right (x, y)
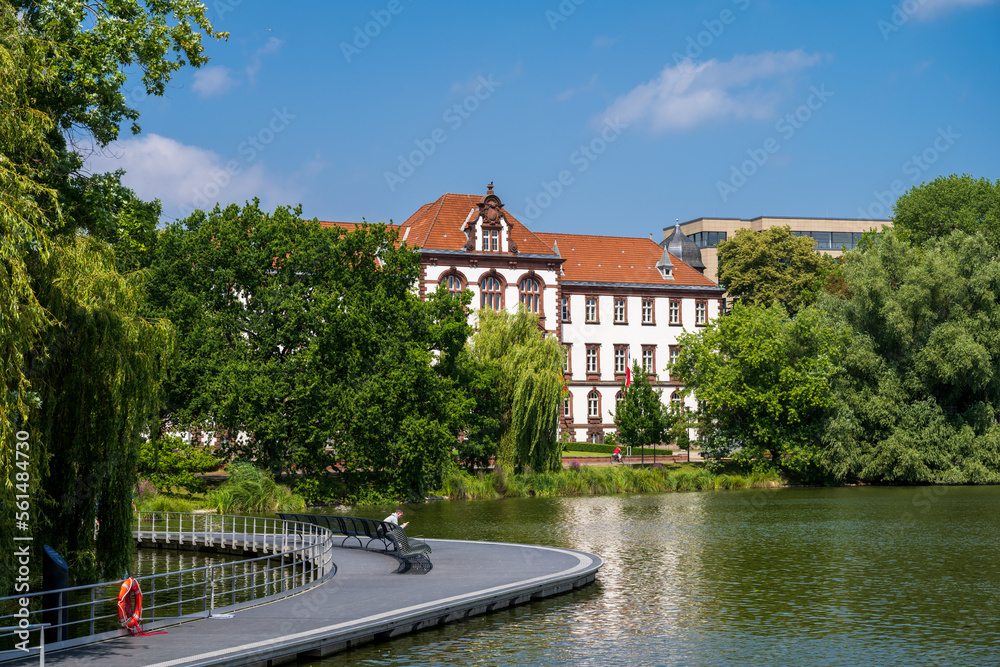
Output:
top-left (5, 539), bottom-right (601, 667)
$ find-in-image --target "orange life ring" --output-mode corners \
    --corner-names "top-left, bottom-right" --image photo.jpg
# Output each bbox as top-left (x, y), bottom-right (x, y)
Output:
top-left (117, 577), bottom-right (143, 634)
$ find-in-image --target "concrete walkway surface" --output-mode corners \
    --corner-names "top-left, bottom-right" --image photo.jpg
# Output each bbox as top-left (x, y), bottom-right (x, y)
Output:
top-left (3, 538), bottom-right (602, 667)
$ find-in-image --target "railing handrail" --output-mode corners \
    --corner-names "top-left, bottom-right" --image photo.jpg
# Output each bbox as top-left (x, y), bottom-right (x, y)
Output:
top-left (0, 511), bottom-right (336, 660)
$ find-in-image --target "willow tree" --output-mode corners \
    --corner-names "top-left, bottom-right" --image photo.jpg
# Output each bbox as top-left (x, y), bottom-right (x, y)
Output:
top-left (470, 309), bottom-right (565, 473)
top-left (28, 237), bottom-right (174, 581)
top-left (0, 0), bottom-right (59, 592)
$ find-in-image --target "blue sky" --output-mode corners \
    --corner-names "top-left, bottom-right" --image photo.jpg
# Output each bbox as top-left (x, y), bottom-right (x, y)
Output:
top-left (86, 0), bottom-right (1000, 240)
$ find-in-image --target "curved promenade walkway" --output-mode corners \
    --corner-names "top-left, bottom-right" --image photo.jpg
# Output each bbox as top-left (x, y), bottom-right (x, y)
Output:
top-left (7, 538), bottom-right (602, 667)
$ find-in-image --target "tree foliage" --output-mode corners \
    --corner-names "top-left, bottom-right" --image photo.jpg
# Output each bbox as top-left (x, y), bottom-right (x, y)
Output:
top-left (819, 228), bottom-right (1000, 483)
top-left (138, 435), bottom-right (220, 493)
top-left (674, 302), bottom-right (846, 477)
top-left (30, 236), bottom-right (174, 581)
top-left (613, 363), bottom-right (674, 464)
top-left (1, 0), bottom-right (218, 588)
top-left (146, 202), bottom-right (471, 501)
top-left (716, 225), bottom-right (836, 315)
top-left (470, 309), bottom-right (565, 473)
top-left (892, 174), bottom-right (1000, 248)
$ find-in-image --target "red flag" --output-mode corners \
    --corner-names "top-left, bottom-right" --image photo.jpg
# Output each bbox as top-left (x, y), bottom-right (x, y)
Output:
top-left (624, 349), bottom-right (632, 389)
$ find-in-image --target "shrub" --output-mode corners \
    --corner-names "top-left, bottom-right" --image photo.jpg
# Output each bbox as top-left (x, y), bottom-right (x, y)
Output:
top-left (205, 463), bottom-right (305, 513)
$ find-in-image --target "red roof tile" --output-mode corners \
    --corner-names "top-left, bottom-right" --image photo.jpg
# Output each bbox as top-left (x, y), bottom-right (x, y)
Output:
top-left (399, 193), bottom-right (558, 255)
top-left (535, 232), bottom-right (718, 287)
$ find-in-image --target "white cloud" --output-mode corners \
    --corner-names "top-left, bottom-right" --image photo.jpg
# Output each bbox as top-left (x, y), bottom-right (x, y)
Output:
top-left (913, 0), bottom-right (998, 20)
top-left (191, 66), bottom-right (239, 97)
top-left (246, 36), bottom-right (283, 84)
top-left (84, 134), bottom-right (309, 220)
top-left (598, 50), bottom-right (824, 132)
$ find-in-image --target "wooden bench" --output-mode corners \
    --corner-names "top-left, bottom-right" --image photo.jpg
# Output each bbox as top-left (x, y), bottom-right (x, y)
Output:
top-left (386, 526), bottom-right (432, 573)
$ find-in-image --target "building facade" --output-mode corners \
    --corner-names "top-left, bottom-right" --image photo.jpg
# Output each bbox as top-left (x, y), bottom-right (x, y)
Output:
top-left (374, 184), bottom-right (724, 443)
top-left (675, 215), bottom-right (890, 283)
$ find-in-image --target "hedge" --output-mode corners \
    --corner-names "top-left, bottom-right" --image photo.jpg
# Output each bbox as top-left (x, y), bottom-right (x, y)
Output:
top-left (564, 443), bottom-right (673, 457)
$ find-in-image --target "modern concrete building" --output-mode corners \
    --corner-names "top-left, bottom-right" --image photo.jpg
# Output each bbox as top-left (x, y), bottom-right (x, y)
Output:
top-left (672, 216), bottom-right (890, 283)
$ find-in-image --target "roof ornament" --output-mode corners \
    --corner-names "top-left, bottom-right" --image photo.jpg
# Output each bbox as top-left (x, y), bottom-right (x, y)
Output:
top-left (662, 222), bottom-right (706, 273)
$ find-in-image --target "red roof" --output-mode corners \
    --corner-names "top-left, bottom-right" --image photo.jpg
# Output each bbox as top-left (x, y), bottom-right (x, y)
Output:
top-left (535, 232), bottom-right (718, 287)
top-left (399, 193), bottom-right (558, 255)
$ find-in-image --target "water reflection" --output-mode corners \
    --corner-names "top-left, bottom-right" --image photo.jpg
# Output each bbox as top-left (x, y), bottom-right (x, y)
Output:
top-left (310, 486), bottom-right (1000, 666)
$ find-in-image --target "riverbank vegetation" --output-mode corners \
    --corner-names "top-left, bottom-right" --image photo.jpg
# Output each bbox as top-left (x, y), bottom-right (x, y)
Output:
top-left (677, 175), bottom-right (1000, 486)
top-left (436, 465), bottom-right (782, 500)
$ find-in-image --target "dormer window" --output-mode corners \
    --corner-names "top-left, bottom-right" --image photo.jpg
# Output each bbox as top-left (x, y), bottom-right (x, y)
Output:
top-left (483, 228), bottom-right (500, 252)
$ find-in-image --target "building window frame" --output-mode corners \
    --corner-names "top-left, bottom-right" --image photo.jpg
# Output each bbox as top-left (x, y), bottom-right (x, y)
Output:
top-left (441, 271), bottom-right (466, 296)
top-left (695, 299), bottom-right (708, 326)
top-left (613, 344), bottom-right (629, 378)
top-left (669, 299), bottom-right (682, 326)
top-left (585, 296), bottom-right (599, 323)
top-left (561, 296), bottom-right (570, 322)
top-left (613, 296), bottom-right (627, 324)
top-left (668, 344), bottom-right (680, 382)
top-left (563, 344), bottom-right (572, 376)
top-left (518, 275), bottom-right (542, 315)
top-left (585, 344), bottom-right (601, 379)
top-left (480, 273), bottom-right (505, 311)
top-left (587, 390), bottom-right (602, 421)
top-left (641, 298), bottom-right (655, 325)
top-left (642, 345), bottom-right (656, 379)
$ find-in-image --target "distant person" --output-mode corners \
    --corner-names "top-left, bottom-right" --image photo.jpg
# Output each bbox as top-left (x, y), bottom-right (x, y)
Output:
top-left (384, 509), bottom-right (409, 529)
top-left (613, 445), bottom-right (623, 463)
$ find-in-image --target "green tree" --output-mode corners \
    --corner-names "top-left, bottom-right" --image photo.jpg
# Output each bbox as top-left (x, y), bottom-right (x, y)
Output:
top-left (716, 225), bottom-right (836, 315)
top-left (138, 436), bottom-right (220, 493)
top-left (892, 174), bottom-right (1000, 248)
top-left (29, 236), bottom-right (174, 581)
top-left (470, 309), bottom-right (565, 473)
top-left (674, 302), bottom-right (846, 477)
top-left (819, 228), bottom-right (1000, 483)
top-left (1, 0), bottom-right (220, 587)
top-left (146, 203), bottom-right (472, 501)
top-left (613, 363), bottom-right (673, 464)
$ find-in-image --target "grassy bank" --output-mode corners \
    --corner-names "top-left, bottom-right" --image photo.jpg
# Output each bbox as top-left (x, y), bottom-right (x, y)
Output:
top-left (436, 464), bottom-right (783, 500)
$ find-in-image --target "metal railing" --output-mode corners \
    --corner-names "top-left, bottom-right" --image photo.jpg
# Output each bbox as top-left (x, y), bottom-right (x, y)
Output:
top-left (0, 512), bottom-right (336, 662)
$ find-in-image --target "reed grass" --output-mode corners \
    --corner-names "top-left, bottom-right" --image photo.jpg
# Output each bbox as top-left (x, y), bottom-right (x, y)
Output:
top-left (434, 466), bottom-right (783, 500)
top-left (205, 463), bottom-right (306, 513)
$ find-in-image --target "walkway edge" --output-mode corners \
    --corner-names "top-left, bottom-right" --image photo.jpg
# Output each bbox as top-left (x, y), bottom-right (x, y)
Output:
top-left (150, 539), bottom-right (601, 667)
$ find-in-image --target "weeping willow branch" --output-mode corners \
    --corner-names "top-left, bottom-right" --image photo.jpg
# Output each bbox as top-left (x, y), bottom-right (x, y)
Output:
top-left (471, 308), bottom-right (565, 473)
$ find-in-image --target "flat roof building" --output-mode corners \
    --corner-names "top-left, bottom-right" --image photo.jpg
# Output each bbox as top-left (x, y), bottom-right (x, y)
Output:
top-left (670, 216), bottom-right (890, 283)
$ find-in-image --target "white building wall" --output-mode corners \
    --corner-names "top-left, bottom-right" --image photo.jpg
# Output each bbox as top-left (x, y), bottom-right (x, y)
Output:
top-left (561, 292), bottom-right (719, 443)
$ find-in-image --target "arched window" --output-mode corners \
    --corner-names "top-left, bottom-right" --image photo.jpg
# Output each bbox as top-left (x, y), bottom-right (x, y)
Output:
top-left (616, 390), bottom-right (624, 406)
top-left (519, 277), bottom-right (540, 313)
top-left (444, 273), bottom-right (464, 296)
top-left (563, 394), bottom-right (572, 419)
top-left (588, 391), bottom-right (600, 418)
top-left (480, 275), bottom-right (503, 310)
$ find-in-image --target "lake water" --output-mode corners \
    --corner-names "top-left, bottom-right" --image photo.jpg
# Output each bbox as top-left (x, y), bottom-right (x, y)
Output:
top-left (302, 485), bottom-right (1000, 667)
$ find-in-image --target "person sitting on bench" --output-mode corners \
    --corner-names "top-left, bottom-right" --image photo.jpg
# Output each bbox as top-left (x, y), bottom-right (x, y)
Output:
top-left (612, 445), bottom-right (623, 463)
top-left (384, 509), bottom-right (409, 529)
